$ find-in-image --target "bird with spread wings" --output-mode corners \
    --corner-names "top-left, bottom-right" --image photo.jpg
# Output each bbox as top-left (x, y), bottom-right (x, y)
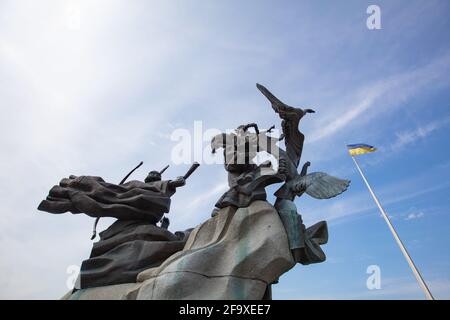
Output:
top-left (257, 83), bottom-right (350, 265)
top-left (256, 83), bottom-right (350, 201)
top-left (256, 83), bottom-right (314, 168)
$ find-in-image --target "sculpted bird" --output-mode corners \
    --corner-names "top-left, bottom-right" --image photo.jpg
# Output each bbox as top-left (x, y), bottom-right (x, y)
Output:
top-left (257, 83), bottom-right (350, 266)
top-left (275, 161), bottom-right (350, 201)
top-left (256, 83), bottom-right (314, 167)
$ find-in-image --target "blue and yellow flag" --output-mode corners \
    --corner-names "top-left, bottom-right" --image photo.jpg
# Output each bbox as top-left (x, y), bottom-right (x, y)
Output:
top-left (347, 143), bottom-right (377, 156)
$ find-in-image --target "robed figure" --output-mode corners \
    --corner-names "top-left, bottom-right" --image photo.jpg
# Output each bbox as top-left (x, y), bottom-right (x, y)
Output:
top-left (38, 167), bottom-right (196, 289)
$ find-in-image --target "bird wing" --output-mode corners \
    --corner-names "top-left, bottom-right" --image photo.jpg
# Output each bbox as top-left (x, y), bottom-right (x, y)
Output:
top-left (293, 172), bottom-right (350, 199)
top-left (256, 83), bottom-right (303, 120)
top-left (256, 83), bottom-right (286, 113)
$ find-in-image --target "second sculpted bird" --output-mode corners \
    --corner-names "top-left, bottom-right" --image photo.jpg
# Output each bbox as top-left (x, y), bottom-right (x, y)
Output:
top-left (275, 161), bottom-right (350, 201)
top-left (257, 83), bottom-right (350, 265)
top-left (256, 83), bottom-right (315, 168)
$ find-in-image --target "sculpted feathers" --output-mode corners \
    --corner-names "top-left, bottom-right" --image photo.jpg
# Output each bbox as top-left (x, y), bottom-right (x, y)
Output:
top-left (293, 172), bottom-right (350, 199)
top-left (256, 84), bottom-right (350, 201)
top-left (256, 83), bottom-right (314, 167)
top-left (274, 161), bottom-right (350, 201)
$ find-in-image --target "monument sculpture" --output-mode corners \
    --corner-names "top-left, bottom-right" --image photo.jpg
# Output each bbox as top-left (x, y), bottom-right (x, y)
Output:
top-left (256, 84), bottom-right (349, 264)
top-left (38, 162), bottom-right (199, 289)
top-left (38, 83), bottom-right (350, 300)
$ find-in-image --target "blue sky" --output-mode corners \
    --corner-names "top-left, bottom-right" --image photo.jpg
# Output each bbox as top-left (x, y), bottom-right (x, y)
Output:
top-left (0, 0), bottom-right (449, 299)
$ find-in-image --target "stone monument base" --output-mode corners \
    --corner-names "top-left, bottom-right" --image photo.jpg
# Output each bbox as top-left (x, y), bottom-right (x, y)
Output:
top-left (63, 200), bottom-right (295, 300)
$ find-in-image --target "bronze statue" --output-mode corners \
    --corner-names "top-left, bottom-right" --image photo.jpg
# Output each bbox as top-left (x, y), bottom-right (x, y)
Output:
top-left (256, 83), bottom-right (350, 264)
top-left (38, 83), bottom-right (350, 300)
top-left (210, 122), bottom-right (284, 214)
top-left (210, 84), bottom-right (349, 264)
top-left (38, 162), bottom-right (199, 289)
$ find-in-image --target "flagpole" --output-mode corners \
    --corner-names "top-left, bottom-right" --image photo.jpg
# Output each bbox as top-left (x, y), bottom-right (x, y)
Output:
top-left (351, 155), bottom-right (434, 300)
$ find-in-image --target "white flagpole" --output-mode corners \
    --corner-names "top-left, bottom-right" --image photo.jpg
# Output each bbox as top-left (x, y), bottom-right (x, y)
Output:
top-left (351, 155), bottom-right (434, 300)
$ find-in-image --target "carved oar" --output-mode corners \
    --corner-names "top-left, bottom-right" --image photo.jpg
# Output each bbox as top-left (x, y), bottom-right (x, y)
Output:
top-left (157, 162), bottom-right (200, 229)
top-left (183, 162), bottom-right (200, 180)
top-left (159, 164), bottom-right (169, 175)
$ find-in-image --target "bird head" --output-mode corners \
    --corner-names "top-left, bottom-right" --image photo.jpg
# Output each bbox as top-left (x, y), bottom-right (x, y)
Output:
top-left (300, 161), bottom-right (311, 176)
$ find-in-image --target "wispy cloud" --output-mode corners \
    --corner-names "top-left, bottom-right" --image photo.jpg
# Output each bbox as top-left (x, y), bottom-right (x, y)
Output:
top-left (301, 163), bottom-right (450, 226)
top-left (356, 276), bottom-right (450, 299)
top-left (188, 182), bottom-right (228, 209)
top-left (308, 53), bottom-right (450, 144)
top-left (390, 117), bottom-right (450, 150)
top-left (1, 0), bottom-right (450, 300)
top-left (278, 276), bottom-right (450, 300)
top-left (405, 212), bottom-right (425, 221)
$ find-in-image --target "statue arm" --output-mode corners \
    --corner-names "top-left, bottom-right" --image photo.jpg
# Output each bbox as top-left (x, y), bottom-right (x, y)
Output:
top-left (242, 123), bottom-right (260, 134)
top-left (168, 176), bottom-right (186, 189)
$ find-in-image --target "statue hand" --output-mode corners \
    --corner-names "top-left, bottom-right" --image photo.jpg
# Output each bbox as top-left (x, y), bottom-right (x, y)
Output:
top-left (175, 176), bottom-right (186, 187)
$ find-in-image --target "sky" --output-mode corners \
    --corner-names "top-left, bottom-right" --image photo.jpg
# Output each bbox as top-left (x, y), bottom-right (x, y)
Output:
top-left (0, 0), bottom-right (449, 299)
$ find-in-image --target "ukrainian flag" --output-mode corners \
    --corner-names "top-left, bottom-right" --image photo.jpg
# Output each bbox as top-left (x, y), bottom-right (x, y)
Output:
top-left (347, 143), bottom-right (377, 156)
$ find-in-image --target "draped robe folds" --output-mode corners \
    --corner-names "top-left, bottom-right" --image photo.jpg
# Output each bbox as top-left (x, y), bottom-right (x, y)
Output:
top-left (79, 221), bottom-right (192, 289)
top-left (38, 176), bottom-right (173, 223)
top-left (38, 176), bottom-right (191, 289)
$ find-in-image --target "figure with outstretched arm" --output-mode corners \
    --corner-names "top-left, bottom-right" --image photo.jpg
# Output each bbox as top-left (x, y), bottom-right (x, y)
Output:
top-left (37, 161), bottom-right (200, 289)
top-left (38, 162), bottom-right (199, 224)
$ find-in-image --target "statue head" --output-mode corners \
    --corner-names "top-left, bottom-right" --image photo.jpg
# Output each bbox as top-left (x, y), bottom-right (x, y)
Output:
top-left (144, 171), bottom-right (162, 183)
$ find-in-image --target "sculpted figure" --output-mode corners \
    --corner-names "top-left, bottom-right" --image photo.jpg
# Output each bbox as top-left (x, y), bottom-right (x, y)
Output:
top-left (38, 164), bottom-right (187, 224)
top-left (210, 123), bottom-right (284, 214)
top-left (38, 162), bottom-right (199, 289)
top-left (257, 83), bottom-right (350, 264)
top-left (39, 83), bottom-right (350, 300)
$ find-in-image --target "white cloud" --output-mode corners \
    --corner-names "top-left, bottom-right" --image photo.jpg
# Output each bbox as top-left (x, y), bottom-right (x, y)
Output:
top-left (279, 276), bottom-right (450, 300)
top-left (357, 276), bottom-right (450, 300)
top-left (188, 182), bottom-right (228, 209)
top-left (405, 212), bottom-right (425, 221)
top-left (391, 117), bottom-right (450, 150)
top-left (308, 54), bottom-right (450, 144)
top-left (300, 164), bottom-right (450, 226)
top-left (1, 0), bottom-right (449, 300)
